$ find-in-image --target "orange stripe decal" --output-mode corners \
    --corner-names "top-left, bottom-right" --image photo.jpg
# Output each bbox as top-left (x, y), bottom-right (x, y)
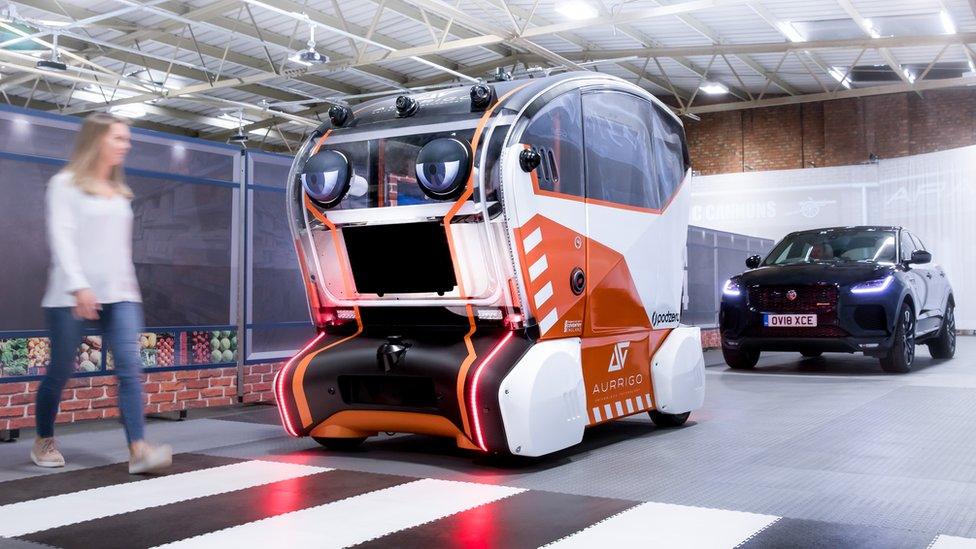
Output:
top-left (295, 129), bottom-right (363, 429)
top-left (448, 83), bottom-right (530, 438)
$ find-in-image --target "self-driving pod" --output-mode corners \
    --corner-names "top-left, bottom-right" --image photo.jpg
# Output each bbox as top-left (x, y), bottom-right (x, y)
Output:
top-left (274, 72), bottom-right (706, 457)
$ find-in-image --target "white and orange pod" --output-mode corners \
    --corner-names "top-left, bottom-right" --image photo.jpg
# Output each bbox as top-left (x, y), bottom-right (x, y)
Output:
top-left (275, 72), bottom-right (705, 457)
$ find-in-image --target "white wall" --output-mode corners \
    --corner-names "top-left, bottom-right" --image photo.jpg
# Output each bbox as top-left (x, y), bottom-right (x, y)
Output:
top-left (690, 146), bottom-right (976, 330)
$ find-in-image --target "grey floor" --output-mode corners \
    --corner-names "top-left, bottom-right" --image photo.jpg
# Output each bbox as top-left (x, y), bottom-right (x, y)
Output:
top-left (3, 337), bottom-right (975, 539)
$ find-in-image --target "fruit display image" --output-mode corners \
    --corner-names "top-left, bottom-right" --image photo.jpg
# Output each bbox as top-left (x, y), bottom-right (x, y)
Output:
top-left (139, 332), bottom-right (176, 368)
top-left (188, 330), bottom-right (237, 364)
top-left (27, 337), bottom-right (51, 374)
top-left (156, 333), bottom-right (175, 367)
top-left (0, 338), bottom-right (29, 377)
top-left (74, 335), bottom-right (103, 373)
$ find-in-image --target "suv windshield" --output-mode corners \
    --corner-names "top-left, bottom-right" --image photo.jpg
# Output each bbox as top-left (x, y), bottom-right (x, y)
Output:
top-left (764, 229), bottom-right (897, 266)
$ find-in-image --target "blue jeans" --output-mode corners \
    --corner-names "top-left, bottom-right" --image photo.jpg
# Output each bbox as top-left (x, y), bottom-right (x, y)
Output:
top-left (37, 302), bottom-right (146, 444)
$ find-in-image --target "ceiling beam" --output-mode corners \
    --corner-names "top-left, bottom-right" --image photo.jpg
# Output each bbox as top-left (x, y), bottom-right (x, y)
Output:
top-left (685, 74), bottom-right (976, 114)
top-left (505, 33), bottom-right (976, 61)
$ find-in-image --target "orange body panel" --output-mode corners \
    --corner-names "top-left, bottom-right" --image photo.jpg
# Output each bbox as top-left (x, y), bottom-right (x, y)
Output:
top-left (310, 410), bottom-right (480, 450)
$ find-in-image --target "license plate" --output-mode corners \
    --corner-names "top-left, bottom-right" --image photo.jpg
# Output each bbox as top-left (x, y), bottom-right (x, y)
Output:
top-left (763, 314), bottom-right (817, 327)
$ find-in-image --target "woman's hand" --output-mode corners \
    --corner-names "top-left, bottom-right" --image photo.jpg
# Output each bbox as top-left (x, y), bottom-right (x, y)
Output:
top-left (73, 288), bottom-right (100, 320)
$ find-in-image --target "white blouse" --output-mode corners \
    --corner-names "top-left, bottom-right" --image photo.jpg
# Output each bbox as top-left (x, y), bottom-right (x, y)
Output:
top-left (41, 172), bottom-right (142, 308)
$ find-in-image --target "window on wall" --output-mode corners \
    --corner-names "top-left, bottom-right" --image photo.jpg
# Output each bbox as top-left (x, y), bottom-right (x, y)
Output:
top-left (582, 91), bottom-right (687, 210)
top-left (520, 90), bottom-right (584, 198)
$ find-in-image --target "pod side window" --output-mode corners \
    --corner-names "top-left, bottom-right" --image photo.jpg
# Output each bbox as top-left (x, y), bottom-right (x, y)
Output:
top-left (521, 90), bottom-right (584, 198)
top-left (582, 91), bottom-right (687, 211)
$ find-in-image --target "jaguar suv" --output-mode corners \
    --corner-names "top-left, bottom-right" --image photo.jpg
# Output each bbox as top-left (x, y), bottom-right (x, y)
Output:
top-left (720, 226), bottom-right (955, 373)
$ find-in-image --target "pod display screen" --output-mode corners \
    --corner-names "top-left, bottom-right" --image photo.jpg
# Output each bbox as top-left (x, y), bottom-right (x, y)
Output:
top-left (301, 149), bottom-right (351, 208)
top-left (415, 138), bottom-right (471, 199)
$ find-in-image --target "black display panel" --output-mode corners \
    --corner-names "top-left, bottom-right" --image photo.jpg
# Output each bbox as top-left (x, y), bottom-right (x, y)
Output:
top-left (342, 222), bottom-right (456, 295)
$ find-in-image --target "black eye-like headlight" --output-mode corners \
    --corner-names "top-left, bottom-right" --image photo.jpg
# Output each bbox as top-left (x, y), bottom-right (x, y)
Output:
top-left (415, 138), bottom-right (471, 200)
top-left (301, 149), bottom-right (351, 208)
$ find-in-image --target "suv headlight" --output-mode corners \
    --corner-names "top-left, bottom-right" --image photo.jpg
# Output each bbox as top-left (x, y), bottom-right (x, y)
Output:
top-left (722, 278), bottom-right (742, 297)
top-left (851, 275), bottom-right (894, 294)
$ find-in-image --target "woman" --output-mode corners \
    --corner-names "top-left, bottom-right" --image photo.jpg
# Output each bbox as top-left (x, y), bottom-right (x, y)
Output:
top-left (33, 113), bottom-right (172, 474)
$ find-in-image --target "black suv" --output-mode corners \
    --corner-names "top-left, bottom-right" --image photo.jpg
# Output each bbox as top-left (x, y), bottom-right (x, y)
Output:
top-left (720, 226), bottom-right (955, 373)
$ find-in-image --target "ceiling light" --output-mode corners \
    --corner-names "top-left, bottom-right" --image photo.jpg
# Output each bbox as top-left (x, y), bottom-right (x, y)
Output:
top-left (555, 0), bottom-right (598, 20)
top-left (828, 67), bottom-right (852, 89)
top-left (776, 21), bottom-right (805, 43)
top-left (939, 10), bottom-right (956, 35)
top-left (903, 68), bottom-right (916, 84)
top-left (968, 59), bottom-right (975, 73)
top-left (289, 24), bottom-right (328, 66)
top-left (109, 104), bottom-right (147, 118)
top-left (699, 82), bottom-right (728, 95)
top-left (861, 18), bottom-right (881, 38)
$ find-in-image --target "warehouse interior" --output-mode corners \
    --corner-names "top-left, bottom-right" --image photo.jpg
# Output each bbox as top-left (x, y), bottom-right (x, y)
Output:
top-left (1, 1), bottom-right (975, 547)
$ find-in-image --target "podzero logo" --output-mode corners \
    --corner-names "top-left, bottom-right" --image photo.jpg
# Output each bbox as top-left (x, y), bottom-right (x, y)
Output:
top-left (652, 310), bottom-right (680, 327)
top-left (608, 341), bottom-right (630, 372)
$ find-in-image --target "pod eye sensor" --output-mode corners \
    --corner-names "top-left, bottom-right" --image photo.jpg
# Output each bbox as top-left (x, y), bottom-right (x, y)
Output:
top-left (301, 149), bottom-right (352, 209)
top-left (415, 138), bottom-right (471, 200)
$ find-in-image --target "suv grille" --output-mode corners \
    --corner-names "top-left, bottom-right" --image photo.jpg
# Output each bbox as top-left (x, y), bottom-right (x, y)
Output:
top-left (749, 285), bottom-right (837, 314)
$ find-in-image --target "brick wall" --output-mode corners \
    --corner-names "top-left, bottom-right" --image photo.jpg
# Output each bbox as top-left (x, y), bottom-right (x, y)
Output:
top-left (0, 363), bottom-right (282, 432)
top-left (686, 88), bottom-right (976, 175)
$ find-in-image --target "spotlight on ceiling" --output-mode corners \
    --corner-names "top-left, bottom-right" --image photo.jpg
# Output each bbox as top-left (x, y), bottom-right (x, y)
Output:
top-left (555, 0), bottom-right (598, 20)
top-left (36, 33), bottom-right (66, 71)
top-left (699, 82), bottom-right (729, 95)
top-left (940, 10), bottom-right (956, 35)
top-left (289, 23), bottom-right (328, 65)
top-left (109, 103), bottom-right (147, 119)
top-left (224, 108), bottom-right (249, 145)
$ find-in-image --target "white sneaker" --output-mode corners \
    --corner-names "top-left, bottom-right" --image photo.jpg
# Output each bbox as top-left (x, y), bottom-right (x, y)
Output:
top-left (128, 443), bottom-right (173, 475)
top-left (31, 437), bottom-right (66, 468)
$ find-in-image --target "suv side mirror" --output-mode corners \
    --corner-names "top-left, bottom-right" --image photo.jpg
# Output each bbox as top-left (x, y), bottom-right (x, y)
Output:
top-left (909, 250), bottom-right (932, 264)
top-left (745, 255), bottom-right (762, 269)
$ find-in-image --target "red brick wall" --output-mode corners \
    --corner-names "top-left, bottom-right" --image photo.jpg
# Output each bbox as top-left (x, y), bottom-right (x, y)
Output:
top-left (686, 88), bottom-right (976, 175)
top-left (0, 364), bottom-right (282, 432)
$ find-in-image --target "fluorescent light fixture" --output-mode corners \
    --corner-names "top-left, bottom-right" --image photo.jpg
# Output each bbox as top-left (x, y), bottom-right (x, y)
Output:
top-left (699, 82), bottom-right (729, 95)
top-left (109, 104), bottom-right (147, 118)
top-left (776, 21), bottom-right (805, 43)
top-left (555, 0), bottom-right (598, 20)
top-left (940, 10), bottom-right (956, 34)
top-left (828, 67), bottom-right (852, 89)
top-left (862, 18), bottom-right (881, 38)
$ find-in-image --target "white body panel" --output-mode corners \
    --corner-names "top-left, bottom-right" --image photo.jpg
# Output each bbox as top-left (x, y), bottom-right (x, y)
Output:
top-left (651, 326), bottom-right (706, 414)
top-left (497, 338), bottom-right (588, 457)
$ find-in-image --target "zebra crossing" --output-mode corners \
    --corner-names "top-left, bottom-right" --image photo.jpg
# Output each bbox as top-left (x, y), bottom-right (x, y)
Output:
top-left (1, 453), bottom-right (975, 549)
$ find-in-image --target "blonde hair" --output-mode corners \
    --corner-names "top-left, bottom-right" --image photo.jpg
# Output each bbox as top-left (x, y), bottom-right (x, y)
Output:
top-left (63, 113), bottom-right (133, 199)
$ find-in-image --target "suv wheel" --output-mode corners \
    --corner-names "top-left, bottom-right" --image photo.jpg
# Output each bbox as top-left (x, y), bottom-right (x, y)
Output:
top-left (880, 304), bottom-right (916, 373)
top-left (723, 347), bottom-right (759, 370)
top-left (928, 301), bottom-right (956, 359)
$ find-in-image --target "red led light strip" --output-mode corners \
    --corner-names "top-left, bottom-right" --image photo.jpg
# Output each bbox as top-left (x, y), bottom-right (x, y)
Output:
top-left (469, 331), bottom-right (514, 451)
top-left (274, 332), bottom-right (327, 437)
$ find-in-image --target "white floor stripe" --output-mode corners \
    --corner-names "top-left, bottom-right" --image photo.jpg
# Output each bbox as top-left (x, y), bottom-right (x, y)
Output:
top-left (523, 228), bottom-right (543, 253)
top-left (548, 502), bottom-right (778, 548)
top-left (154, 478), bottom-right (524, 549)
top-left (930, 535), bottom-right (976, 548)
top-left (534, 281), bottom-right (554, 308)
top-left (528, 255), bottom-right (549, 281)
top-left (0, 460), bottom-right (329, 537)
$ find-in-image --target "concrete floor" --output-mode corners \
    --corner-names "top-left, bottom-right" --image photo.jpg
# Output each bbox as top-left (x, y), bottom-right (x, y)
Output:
top-left (2, 337), bottom-right (975, 546)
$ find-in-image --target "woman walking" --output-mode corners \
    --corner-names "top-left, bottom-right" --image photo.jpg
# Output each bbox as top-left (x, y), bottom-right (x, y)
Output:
top-left (33, 113), bottom-right (172, 474)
